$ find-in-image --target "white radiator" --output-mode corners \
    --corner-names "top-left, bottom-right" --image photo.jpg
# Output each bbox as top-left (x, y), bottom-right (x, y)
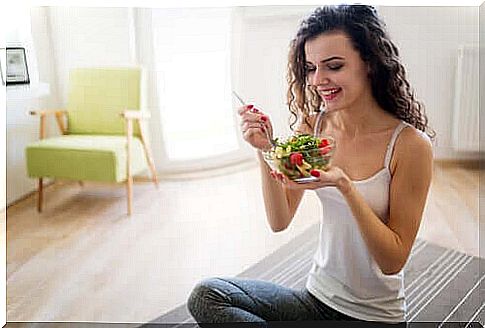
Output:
top-left (451, 45), bottom-right (479, 152)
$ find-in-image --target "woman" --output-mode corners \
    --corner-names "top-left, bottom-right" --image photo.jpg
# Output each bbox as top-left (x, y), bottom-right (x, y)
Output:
top-left (188, 5), bottom-right (434, 325)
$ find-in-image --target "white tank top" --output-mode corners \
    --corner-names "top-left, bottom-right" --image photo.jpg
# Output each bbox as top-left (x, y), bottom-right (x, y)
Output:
top-left (305, 113), bottom-right (424, 323)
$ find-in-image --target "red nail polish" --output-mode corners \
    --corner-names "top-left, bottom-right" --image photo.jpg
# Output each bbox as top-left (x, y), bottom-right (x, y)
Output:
top-left (310, 170), bottom-right (320, 177)
top-left (261, 116), bottom-right (268, 122)
top-left (260, 127), bottom-right (265, 132)
top-left (247, 104), bottom-right (254, 109)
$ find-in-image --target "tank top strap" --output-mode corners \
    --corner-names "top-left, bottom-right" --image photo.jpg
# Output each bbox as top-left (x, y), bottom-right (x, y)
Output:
top-left (384, 121), bottom-right (410, 169)
top-left (313, 110), bottom-right (325, 136)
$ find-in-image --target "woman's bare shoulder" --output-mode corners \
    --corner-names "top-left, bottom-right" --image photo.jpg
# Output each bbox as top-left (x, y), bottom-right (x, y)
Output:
top-left (399, 124), bottom-right (432, 150)
top-left (391, 124), bottom-right (433, 174)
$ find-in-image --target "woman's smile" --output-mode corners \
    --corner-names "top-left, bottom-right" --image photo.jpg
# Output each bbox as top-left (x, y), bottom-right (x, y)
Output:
top-left (319, 87), bottom-right (342, 101)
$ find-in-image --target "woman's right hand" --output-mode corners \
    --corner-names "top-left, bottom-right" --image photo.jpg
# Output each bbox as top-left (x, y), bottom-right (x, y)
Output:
top-left (237, 104), bottom-right (274, 151)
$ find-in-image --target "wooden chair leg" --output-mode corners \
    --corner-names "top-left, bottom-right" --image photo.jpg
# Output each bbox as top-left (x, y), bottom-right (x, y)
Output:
top-left (138, 122), bottom-right (159, 189)
top-left (143, 144), bottom-right (158, 188)
top-left (37, 178), bottom-right (43, 212)
top-left (148, 158), bottom-right (159, 188)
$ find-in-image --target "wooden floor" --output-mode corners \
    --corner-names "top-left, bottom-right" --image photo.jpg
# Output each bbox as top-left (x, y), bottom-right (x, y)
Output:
top-left (6, 160), bottom-right (480, 323)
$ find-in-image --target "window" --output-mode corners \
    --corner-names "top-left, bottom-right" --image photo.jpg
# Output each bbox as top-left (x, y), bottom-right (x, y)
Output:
top-left (152, 8), bottom-right (240, 162)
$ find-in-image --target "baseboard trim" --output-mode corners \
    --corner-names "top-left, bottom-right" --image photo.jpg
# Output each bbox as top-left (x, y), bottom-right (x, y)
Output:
top-left (157, 158), bottom-right (257, 181)
top-left (434, 159), bottom-right (481, 170)
top-left (6, 180), bottom-right (56, 209)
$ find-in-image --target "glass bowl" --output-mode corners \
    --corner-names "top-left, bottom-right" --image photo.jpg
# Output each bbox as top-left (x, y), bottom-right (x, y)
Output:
top-left (262, 134), bottom-right (335, 184)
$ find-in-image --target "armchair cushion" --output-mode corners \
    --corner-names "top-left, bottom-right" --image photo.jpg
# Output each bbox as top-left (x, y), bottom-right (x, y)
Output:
top-left (26, 135), bottom-right (148, 182)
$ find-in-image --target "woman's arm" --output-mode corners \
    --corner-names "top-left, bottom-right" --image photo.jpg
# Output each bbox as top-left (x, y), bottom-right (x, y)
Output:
top-left (338, 128), bottom-right (433, 275)
top-left (257, 150), bottom-right (305, 232)
top-left (258, 115), bottom-right (317, 232)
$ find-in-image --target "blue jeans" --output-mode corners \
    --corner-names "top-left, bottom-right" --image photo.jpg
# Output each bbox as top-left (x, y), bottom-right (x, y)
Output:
top-left (187, 277), bottom-right (403, 327)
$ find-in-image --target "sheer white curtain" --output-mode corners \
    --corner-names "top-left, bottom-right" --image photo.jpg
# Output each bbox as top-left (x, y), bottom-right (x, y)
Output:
top-left (148, 7), bottom-right (250, 171)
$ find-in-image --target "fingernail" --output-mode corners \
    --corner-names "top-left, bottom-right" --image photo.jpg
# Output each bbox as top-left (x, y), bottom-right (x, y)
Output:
top-left (247, 104), bottom-right (254, 109)
top-left (310, 170), bottom-right (320, 177)
top-left (260, 127), bottom-right (265, 132)
top-left (261, 116), bottom-right (268, 122)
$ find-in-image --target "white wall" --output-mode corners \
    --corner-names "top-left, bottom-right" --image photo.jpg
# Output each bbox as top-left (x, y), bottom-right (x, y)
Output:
top-left (6, 84), bottom-right (50, 205)
top-left (479, 1), bottom-right (484, 267)
top-left (379, 6), bottom-right (479, 159)
top-left (47, 7), bottom-right (135, 105)
top-left (1, 5), bottom-right (7, 326)
top-left (6, 7), bottom-right (54, 206)
top-left (1, 19), bottom-right (6, 213)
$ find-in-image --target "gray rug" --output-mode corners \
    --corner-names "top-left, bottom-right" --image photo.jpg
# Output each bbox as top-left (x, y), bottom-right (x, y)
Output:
top-left (151, 224), bottom-right (484, 327)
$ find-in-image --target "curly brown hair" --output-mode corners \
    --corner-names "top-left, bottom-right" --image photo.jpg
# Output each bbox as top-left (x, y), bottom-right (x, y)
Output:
top-left (287, 5), bottom-right (435, 140)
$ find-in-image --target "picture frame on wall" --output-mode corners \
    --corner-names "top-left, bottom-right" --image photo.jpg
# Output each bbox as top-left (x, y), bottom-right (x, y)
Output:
top-left (0, 48), bottom-right (5, 86)
top-left (5, 47), bottom-right (30, 85)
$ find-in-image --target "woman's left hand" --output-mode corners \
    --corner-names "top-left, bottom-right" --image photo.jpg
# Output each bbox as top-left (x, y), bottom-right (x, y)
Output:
top-left (270, 166), bottom-right (351, 191)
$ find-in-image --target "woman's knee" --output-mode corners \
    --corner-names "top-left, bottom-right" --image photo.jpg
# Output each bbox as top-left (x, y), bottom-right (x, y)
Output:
top-left (187, 277), bottom-right (228, 316)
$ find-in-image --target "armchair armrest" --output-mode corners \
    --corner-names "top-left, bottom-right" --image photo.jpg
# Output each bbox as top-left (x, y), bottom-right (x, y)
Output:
top-left (120, 110), bottom-right (151, 120)
top-left (29, 109), bottom-right (68, 138)
top-left (29, 109), bottom-right (68, 117)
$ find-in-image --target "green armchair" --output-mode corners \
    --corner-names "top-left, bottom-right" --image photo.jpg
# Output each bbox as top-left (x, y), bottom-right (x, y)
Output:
top-left (25, 67), bottom-right (158, 215)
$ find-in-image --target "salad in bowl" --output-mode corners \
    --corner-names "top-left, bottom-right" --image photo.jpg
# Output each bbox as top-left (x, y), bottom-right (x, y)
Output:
top-left (262, 133), bottom-right (335, 183)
